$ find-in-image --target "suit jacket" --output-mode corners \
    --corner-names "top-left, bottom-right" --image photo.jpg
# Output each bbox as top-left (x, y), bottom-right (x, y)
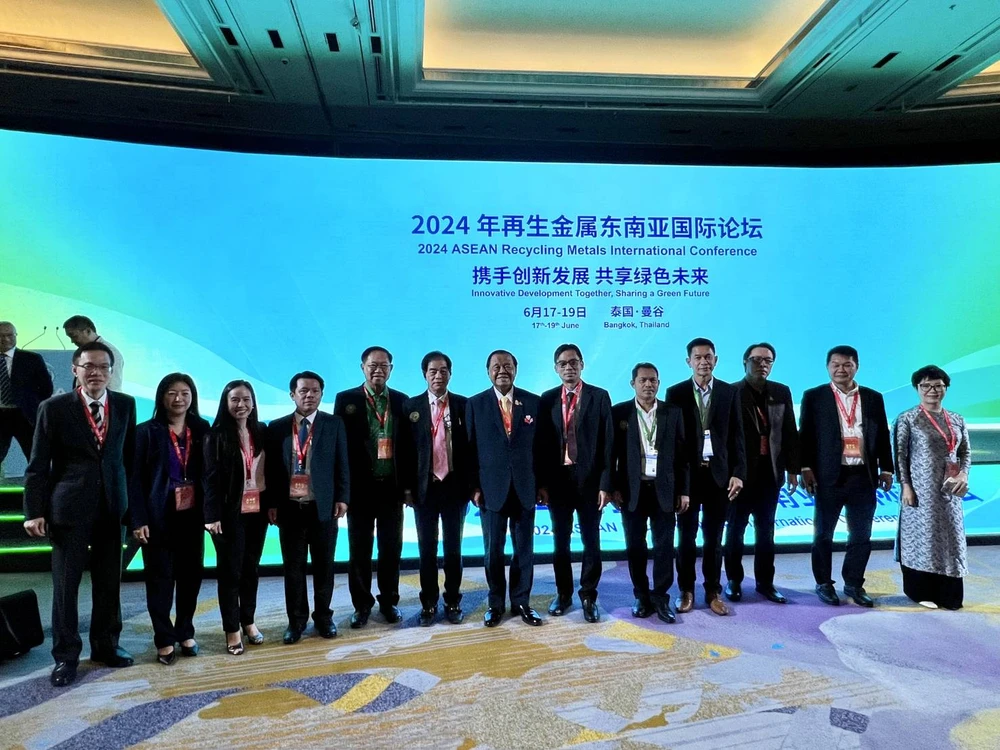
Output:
top-left (732, 378), bottom-right (800, 487)
top-left (202, 427), bottom-right (265, 526)
top-left (536, 383), bottom-right (613, 498)
top-left (799, 383), bottom-right (892, 489)
top-left (9, 349), bottom-right (53, 423)
top-left (333, 386), bottom-right (408, 497)
top-left (263, 410), bottom-right (350, 522)
top-left (611, 399), bottom-right (690, 513)
top-left (665, 378), bottom-right (746, 489)
top-left (466, 386), bottom-right (540, 511)
top-left (400, 391), bottom-right (470, 505)
top-left (23, 390), bottom-right (136, 526)
top-left (129, 417), bottom-right (210, 533)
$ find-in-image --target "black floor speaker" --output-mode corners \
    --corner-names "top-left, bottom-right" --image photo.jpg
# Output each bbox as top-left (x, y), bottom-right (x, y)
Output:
top-left (0, 589), bottom-right (44, 658)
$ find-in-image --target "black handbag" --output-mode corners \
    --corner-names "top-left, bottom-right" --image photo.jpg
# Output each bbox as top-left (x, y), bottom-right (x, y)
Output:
top-left (0, 589), bottom-right (44, 658)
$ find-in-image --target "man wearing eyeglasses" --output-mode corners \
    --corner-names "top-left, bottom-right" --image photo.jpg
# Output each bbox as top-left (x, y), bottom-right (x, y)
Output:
top-left (536, 344), bottom-right (613, 623)
top-left (334, 347), bottom-right (408, 628)
top-left (799, 345), bottom-right (893, 607)
top-left (724, 343), bottom-right (800, 605)
top-left (23, 342), bottom-right (136, 687)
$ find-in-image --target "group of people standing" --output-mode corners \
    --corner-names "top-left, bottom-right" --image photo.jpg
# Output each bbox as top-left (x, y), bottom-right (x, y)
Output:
top-left (7, 318), bottom-right (972, 690)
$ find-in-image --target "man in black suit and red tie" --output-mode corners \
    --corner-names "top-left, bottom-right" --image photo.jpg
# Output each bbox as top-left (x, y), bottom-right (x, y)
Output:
top-left (466, 349), bottom-right (543, 627)
top-left (401, 351), bottom-right (470, 626)
top-left (23, 341), bottom-right (136, 687)
top-left (666, 337), bottom-right (746, 617)
top-left (724, 343), bottom-right (800, 605)
top-left (799, 345), bottom-right (893, 608)
top-left (612, 362), bottom-right (690, 624)
top-left (536, 344), bottom-right (613, 623)
top-left (265, 371), bottom-right (350, 644)
top-left (333, 347), bottom-right (408, 628)
top-left (0, 321), bottom-right (54, 464)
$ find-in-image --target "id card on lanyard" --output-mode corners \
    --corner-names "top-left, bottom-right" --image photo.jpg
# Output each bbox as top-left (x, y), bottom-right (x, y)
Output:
top-left (638, 408), bottom-right (657, 477)
top-left (79, 389), bottom-right (109, 449)
top-left (832, 385), bottom-right (862, 458)
top-left (291, 418), bottom-right (314, 498)
top-left (365, 386), bottom-right (394, 459)
top-left (920, 406), bottom-right (960, 478)
top-left (169, 426), bottom-right (195, 511)
top-left (240, 434), bottom-right (260, 513)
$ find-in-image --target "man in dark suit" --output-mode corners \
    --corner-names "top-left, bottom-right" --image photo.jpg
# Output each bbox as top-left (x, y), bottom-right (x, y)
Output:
top-left (800, 345), bottom-right (893, 607)
top-left (467, 349), bottom-right (543, 627)
top-left (333, 347), bottom-right (408, 628)
top-left (23, 341), bottom-right (136, 687)
top-left (0, 321), bottom-right (54, 464)
top-left (266, 371), bottom-right (350, 644)
top-left (536, 344), bottom-right (613, 623)
top-left (666, 337), bottom-right (746, 617)
top-left (612, 362), bottom-right (690, 623)
top-left (724, 343), bottom-right (800, 605)
top-left (401, 351), bottom-right (470, 626)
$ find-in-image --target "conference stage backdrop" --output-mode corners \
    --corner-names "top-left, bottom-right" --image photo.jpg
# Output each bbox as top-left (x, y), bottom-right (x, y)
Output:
top-left (0, 128), bottom-right (997, 569)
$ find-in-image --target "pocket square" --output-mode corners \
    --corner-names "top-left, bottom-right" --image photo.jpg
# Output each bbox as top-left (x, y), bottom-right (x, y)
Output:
top-left (524, 415), bottom-right (534, 424)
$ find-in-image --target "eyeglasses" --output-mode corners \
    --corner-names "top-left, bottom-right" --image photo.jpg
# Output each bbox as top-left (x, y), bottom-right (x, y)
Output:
top-left (918, 383), bottom-right (947, 392)
top-left (366, 363), bottom-right (391, 372)
top-left (556, 359), bottom-right (581, 369)
top-left (748, 356), bottom-right (774, 366)
top-left (77, 363), bottom-right (111, 373)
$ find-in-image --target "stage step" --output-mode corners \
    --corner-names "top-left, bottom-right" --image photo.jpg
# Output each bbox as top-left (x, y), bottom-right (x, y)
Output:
top-left (0, 486), bottom-right (50, 572)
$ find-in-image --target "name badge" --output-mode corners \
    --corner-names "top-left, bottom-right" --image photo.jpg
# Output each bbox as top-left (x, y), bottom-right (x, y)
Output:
top-left (760, 435), bottom-right (770, 456)
top-left (241, 488), bottom-right (261, 514)
top-left (842, 436), bottom-right (862, 458)
top-left (290, 473), bottom-right (310, 498)
top-left (702, 429), bottom-right (714, 459)
top-left (945, 461), bottom-right (960, 479)
top-left (644, 451), bottom-right (658, 478)
top-left (174, 483), bottom-right (195, 512)
top-left (378, 437), bottom-right (394, 460)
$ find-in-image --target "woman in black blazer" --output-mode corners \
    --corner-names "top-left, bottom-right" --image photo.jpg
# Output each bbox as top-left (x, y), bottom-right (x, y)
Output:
top-left (203, 380), bottom-right (267, 655)
top-left (130, 373), bottom-right (210, 665)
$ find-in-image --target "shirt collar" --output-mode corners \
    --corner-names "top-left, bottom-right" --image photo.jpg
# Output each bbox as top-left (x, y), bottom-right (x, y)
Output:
top-left (562, 382), bottom-right (582, 397)
top-left (427, 390), bottom-right (449, 405)
top-left (635, 398), bottom-right (657, 415)
top-left (692, 377), bottom-right (714, 395)
top-left (832, 382), bottom-right (860, 397)
top-left (296, 411), bottom-right (317, 426)
top-left (364, 383), bottom-right (387, 399)
top-left (84, 390), bottom-right (108, 407)
top-left (494, 386), bottom-right (513, 402)
top-left (1, 347), bottom-right (14, 358)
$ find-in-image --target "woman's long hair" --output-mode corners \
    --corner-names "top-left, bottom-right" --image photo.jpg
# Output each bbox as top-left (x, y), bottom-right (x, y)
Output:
top-left (152, 373), bottom-right (202, 426)
top-left (211, 379), bottom-right (263, 460)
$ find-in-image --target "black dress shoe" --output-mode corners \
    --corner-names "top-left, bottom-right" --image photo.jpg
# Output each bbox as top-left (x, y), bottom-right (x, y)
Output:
top-left (381, 605), bottom-right (402, 624)
top-left (157, 649), bottom-right (177, 666)
top-left (444, 605), bottom-right (465, 624)
top-left (724, 581), bottom-right (743, 602)
top-left (51, 661), bottom-right (78, 687)
top-left (581, 598), bottom-right (600, 623)
top-left (91, 646), bottom-right (134, 668)
top-left (419, 607), bottom-right (437, 627)
top-left (654, 599), bottom-right (676, 624)
top-left (843, 586), bottom-right (874, 608)
top-left (283, 627), bottom-right (303, 645)
top-left (547, 595), bottom-right (573, 616)
top-left (180, 642), bottom-right (199, 657)
top-left (350, 610), bottom-right (371, 629)
top-left (516, 605), bottom-right (543, 626)
top-left (316, 621), bottom-right (338, 639)
top-left (756, 586), bottom-right (787, 604)
top-left (632, 598), bottom-right (654, 618)
top-left (816, 583), bottom-right (841, 606)
top-left (484, 608), bottom-right (504, 627)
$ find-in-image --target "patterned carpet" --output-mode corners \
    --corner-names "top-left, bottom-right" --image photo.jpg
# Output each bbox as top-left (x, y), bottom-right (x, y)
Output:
top-left (2, 547), bottom-right (1000, 750)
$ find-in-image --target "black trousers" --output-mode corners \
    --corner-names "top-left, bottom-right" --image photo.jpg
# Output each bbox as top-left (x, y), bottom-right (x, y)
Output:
top-left (481, 489), bottom-right (535, 610)
top-left (140, 510), bottom-right (204, 648)
top-left (677, 465), bottom-right (729, 597)
top-left (811, 466), bottom-right (876, 589)
top-left (211, 511), bottom-right (268, 633)
top-left (49, 504), bottom-right (123, 663)
top-left (0, 407), bottom-right (33, 464)
top-left (724, 461), bottom-right (778, 589)
top-left (279, 501), bottom-right (338, 629)
top-left (549, 466), bottom-right (603, 601)
top-left (413, 474), bottom-right (468, 609)
top-left (622, 480), bottom-right (676, 603)
top-left (347, 479), bottom-right (403, 612)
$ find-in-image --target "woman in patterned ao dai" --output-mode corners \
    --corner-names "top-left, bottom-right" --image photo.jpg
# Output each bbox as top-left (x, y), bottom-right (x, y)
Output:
top-left (893, 365), bottom-right (971, 610)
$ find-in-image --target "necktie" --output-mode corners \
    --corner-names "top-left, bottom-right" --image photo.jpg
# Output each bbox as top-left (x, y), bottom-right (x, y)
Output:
top-left (564, 391), bottom-right (578, 463)
top-left (432, 399), bottom-right (449, 481)
top-left (298, 418), bottom-right (310, 472)
top-left (501, 397), bottom-right (512, 436)
top-left (0, 355), bottom-right (11, 407)
top-left (90, 400), bottom-right (103, 428)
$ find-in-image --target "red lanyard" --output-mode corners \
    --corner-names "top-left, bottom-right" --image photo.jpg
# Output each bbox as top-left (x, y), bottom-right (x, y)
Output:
top-left (919, 406), bottom-right (957, 453)
top-left (363, 386), bottom-right (390, 429)
top-left (562, 384), bottom-right (581, 435)
top-left (78, 389), bottom-right (109, 447)
top-left (169, 426), bottom-right (192, 481)
top-left (831, 384), bottom-right (859, 428)
top-left (431, 396), bottom-right (449, 438)
top-left (240, 432), bottom-right (255, 481)
top-left (293, 417), bottom-right (315, 470)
